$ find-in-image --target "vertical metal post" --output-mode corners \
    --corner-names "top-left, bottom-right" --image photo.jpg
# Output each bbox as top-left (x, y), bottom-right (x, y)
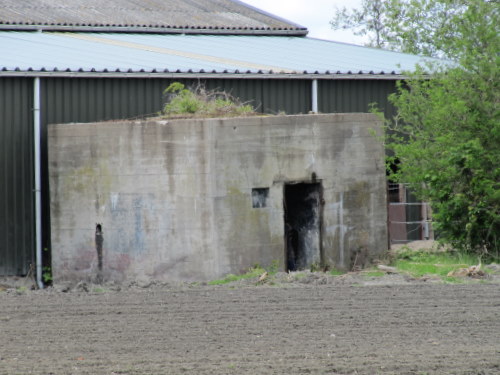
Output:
top-left (34, 77), bottom-right (43, 289)
top-left (423, 203), bottom-right (430, 240)
top-left (311, 79), bottom-right (318, 113)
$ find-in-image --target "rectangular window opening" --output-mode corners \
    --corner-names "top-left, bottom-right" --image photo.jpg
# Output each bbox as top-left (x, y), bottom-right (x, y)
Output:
top-left (252, 188), bottom-right (269, 208)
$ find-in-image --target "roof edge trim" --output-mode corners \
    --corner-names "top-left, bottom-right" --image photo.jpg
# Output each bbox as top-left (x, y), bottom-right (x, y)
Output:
top-left (0, 24), bottom-right (308, 36)
top-left (0, 71), bottom-right (410, 80)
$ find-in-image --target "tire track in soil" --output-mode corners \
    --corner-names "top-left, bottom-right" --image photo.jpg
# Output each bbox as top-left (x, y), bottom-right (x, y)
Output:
top-left (0, 284), bottom-right (499, 374)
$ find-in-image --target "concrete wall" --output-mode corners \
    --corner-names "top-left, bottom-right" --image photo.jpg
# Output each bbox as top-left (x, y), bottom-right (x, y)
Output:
top-left (48, 114), bottom-right (387, 283)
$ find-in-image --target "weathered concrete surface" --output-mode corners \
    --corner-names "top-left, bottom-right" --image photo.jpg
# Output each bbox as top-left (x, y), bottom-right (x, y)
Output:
top-left (48, 114), bottom-right (387, 282)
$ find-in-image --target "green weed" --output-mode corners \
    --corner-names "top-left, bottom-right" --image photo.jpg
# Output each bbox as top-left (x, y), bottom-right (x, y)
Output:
top-left (363, 270), bottom-right (386, 277)
top-left (329, 269), bottom-right (346, 276)
top-left (268, 259), bottom-right (280, 274)
top-left (208, 260), bottom-right (281, 286)
top-left (42, 266), bottom-right (53, 283)
top-left (292, 272), bottom-right (307, 280)
top-left (208, 265), bottom-right (266, 285)
top-left (310, 262), bottom-right (321, 272)
top-left (16, 286), bottom-right (28, 295)
top-left (442, 276), bottom-right (466, 284)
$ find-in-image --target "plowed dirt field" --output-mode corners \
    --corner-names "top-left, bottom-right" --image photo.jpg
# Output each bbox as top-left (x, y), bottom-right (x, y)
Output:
top-left (1, 279), bottom-right (499, 375)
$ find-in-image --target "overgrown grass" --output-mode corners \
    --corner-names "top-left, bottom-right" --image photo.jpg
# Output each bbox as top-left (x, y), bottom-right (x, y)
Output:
top-left (208, 265), bottom-right (268, 286)
top-left (391, 248), bottom-right (480, 279)
top-left (207, 248), bottom-right (491, 286)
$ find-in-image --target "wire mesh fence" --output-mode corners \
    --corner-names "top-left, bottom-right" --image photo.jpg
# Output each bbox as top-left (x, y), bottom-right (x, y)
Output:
top-left (388, 183), bottom-right (433, 244)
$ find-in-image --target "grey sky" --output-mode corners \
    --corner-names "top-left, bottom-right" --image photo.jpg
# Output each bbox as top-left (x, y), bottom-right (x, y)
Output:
top-left (239, 0), bottom-right (366, 45)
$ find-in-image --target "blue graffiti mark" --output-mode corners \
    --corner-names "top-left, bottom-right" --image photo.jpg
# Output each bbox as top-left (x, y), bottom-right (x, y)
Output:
top-left (110, 192), bottom-right (119, 212)
top-left (133, 197), bottom-right (145, 253)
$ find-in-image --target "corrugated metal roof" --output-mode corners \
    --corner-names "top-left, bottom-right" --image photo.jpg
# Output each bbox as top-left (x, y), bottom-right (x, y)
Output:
top-left (0, 31), bottom-right (446, 77)
top-left (0, 0), bottom-right (307, 35)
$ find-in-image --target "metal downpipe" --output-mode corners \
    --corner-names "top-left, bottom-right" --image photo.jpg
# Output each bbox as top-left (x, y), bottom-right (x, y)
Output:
top-left (34, 77), bottom-right (43, 289)
top-left (311, 79), bottom-right (318, 113)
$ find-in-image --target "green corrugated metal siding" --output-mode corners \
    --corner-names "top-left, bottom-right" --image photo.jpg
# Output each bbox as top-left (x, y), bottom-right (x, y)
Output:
top-left (1, 76), bottom-right (396, 275)
top-left (204, 79), bottom-right (311, 114)
top-left (41, 78), bottom-right (310, 124)
top-left (42, 78), bottom-right (176, 124)
top-left (318, 80), bottom-right (397, 119)
top-left (0, 78), bottom-right (34, 275)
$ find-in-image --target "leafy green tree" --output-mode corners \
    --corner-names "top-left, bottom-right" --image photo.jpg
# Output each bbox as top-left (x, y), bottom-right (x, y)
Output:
top-left (330, 0), bottom-right (388, 49)
top-left (331, 0), bottom-right (495, 60)
top-left (385, 0), bottom-right (499, 257)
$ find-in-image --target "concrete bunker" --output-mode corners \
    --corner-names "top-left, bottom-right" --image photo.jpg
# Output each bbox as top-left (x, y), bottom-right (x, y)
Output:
top-left (48, 114), bottom-right (388, 283)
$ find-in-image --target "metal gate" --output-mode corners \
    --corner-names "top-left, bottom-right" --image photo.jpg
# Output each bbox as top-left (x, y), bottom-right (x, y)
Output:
top-left (388, 183), bottom-right (433, 245)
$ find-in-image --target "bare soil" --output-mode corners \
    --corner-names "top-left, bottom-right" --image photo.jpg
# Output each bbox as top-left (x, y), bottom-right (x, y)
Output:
top-left (1, 274), bottom-right (499, 375)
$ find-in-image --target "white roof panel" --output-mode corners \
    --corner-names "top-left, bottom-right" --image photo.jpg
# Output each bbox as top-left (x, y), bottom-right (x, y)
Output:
top-left (0, 31), bottom-right (446, 76)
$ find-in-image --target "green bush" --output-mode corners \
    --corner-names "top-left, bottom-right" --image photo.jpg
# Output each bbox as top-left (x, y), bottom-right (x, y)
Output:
top-left (162, 83), bottom-right (255, 118)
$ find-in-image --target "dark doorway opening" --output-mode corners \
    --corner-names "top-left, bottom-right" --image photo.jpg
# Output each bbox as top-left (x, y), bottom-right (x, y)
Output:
top-left (284, 182), bottom-right (322, 271)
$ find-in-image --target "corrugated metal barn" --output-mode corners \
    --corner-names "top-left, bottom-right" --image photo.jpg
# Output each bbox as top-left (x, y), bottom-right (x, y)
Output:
top-left (0, 0), bottom-right (440, 281)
